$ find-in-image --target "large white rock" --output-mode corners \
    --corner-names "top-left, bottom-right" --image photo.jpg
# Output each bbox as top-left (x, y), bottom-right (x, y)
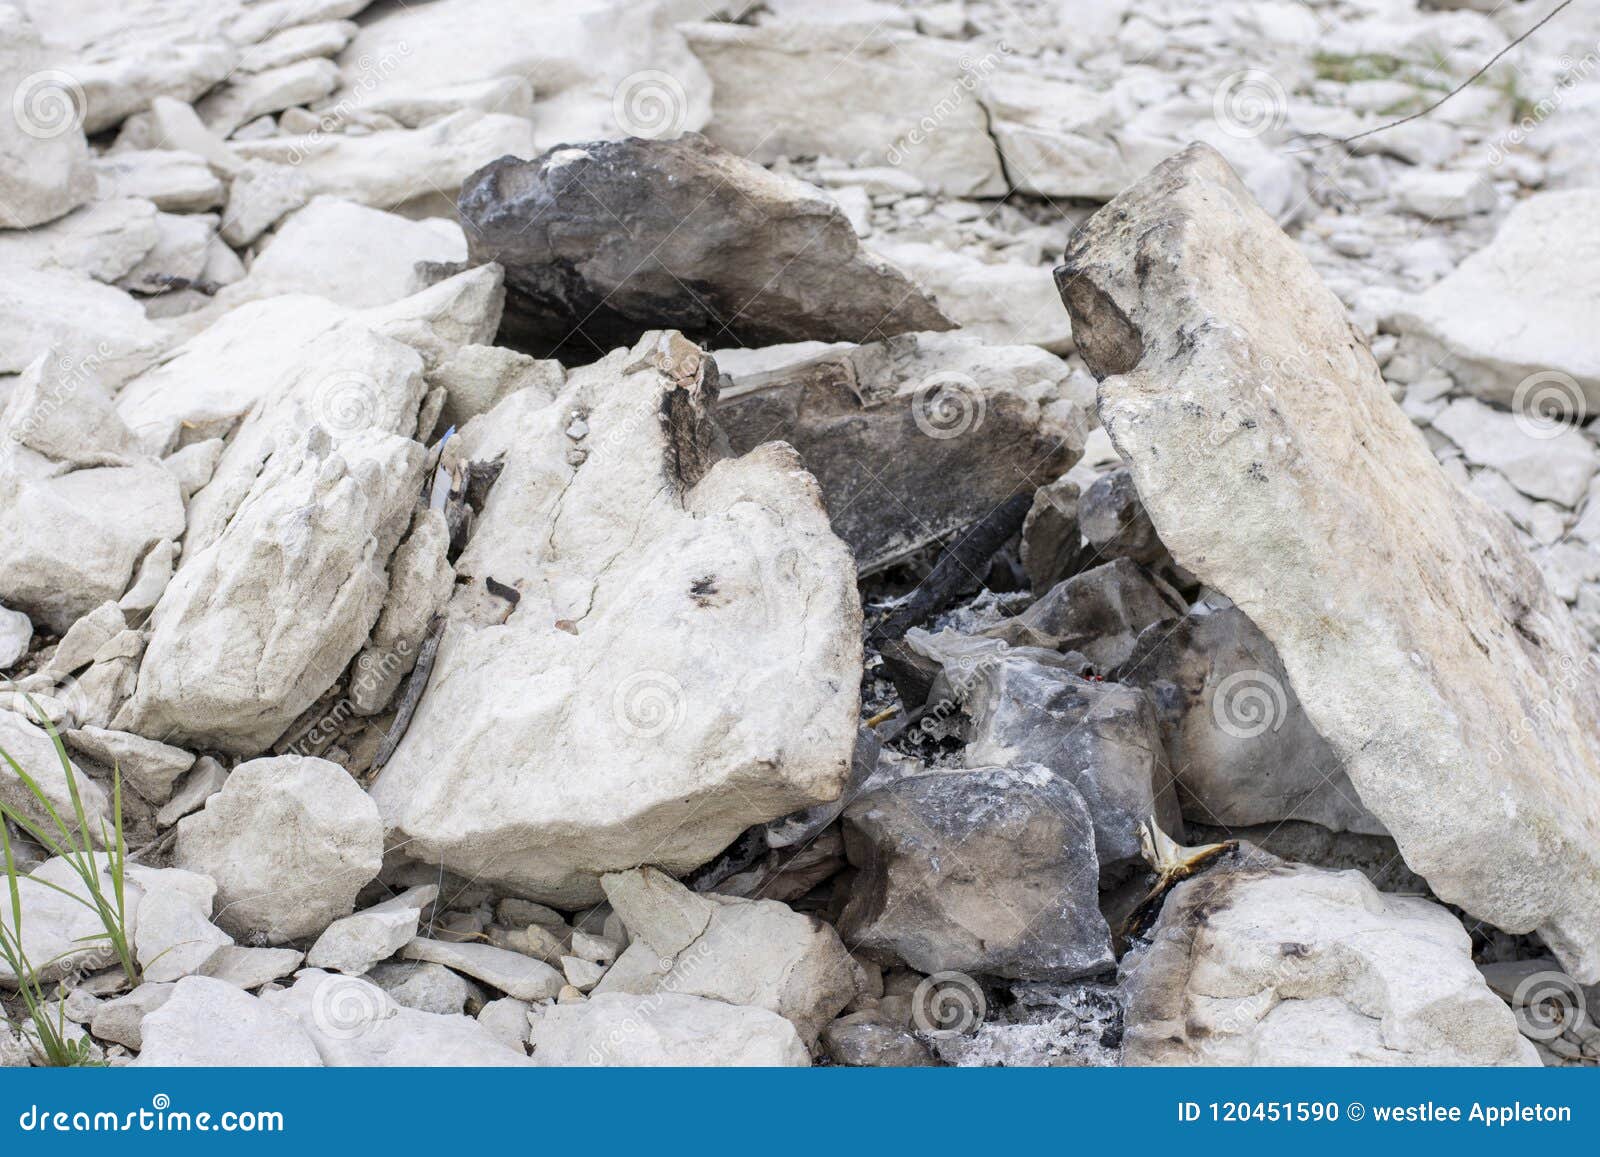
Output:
top-left (0, 358), bottom-right (185, 633)
top-left (334, 0), bottom-right (709, 145)
top-left (1057, 144), bottom-right (1600, 982)
top-left (530, 992), bottom-right (811, 1066)
top-left (116, 267), bottom-right (502, 457)
top-left (1122, 857), bottom-right (1539, 1066)
top-left (1433, 396), bottom-right (1597, 508)
top-left (0, 4), bottom-right (94, 227)
top-left (0, 852), bottom-right (126, 986)
top-left (683, 21), bottom-right (1006, 196)
top-left (1392, 190), bottom-right (1600, 410)
top-left (0, 197), bottom-right (158, 281)
top-left (262, 969), bottom-right (533, 1066)
top-left (133, 976), bottom-right (322, 1067)
top-left (92, 149), bottom-right (224, 212)
top-left (123, 865), bottom-right (231, 984)
top-left (0, 267), bottom-right (165, 382)
top-left (230, 110), bottom-right (537, 213)
top-left (371, 332), bottom-right (863, 905)
top-left (174, 756), bottom-right (383, 944)
top-left (210, 198), bottom-right (466, 312)
top-left (871, 240), bottom-right (1074, 353)
top-left (118, 424), bottom-right (425, 754)
top-left (593, 867), bottom-right (856, 1045)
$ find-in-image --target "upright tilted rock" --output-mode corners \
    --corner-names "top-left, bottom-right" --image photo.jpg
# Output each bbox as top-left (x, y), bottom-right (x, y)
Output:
top-left (371, 331), bottom-right (863, 905)
top-left (458, 134), bottom-right (951, 356)
top-left (1057, 144), bottom-right (1600, 982)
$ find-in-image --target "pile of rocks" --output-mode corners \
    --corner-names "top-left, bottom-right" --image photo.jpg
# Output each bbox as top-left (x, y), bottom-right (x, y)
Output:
top-left (2, 0), bottom-right (1597, 1067)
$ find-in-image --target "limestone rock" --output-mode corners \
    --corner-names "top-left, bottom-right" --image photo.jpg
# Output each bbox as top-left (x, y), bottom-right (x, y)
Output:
top-left (0, 267), bottom-right (165, 383)
top-left (400, 938), bottom-right (564, 1002)
top-left (197, 946), bottom-right (304, 990)
top-left (64, 726), bottom-right (195, 805)
top-left (263, 969), bottom-right (533, 1066)
top-left (133, 976), bottom-right (322, 1067)
top-left (347, 510), bottom-right (453, 715)
top-left (371, 332), bottom-right (862, 905)
top-left (870, 240), bottom-right (1075, 354)
top-left (211, 197), bottom-right (467, 313)
top-left (1021, 477), bottom-right (1086, 593)
top-left (716, 333), bottom-right (1085, 574)
top-left (961, 653), bottom-right (1181, 878)
top-left (124, 866), bottom-right (231, 984)
top-left (594, 867), bottom-right (856, 1045)
top-left (231, 109), bottom-right (537, 214)
top-left (1114, 607), bottom-right (1382, 834)
top-left (334, 0), bottom-right (709, 145)
top-left (1122, 856), bottom-right (1539, 1066)
top-left (0, 712), bottom-right (110, 848)
top-left (0, 605), bottom-right (29, 669)
top-left (195, 57), bottom-right (340, 136)
top-left (1392, 190), bottom-right (1600, 409)
top-left (459, 134), bottom-right (951, 357)
top-left (821, 1010), bottom-right (938, 1066)
top-left (428, 344), bottom-right (564, 433)
top-left (530, 992), bottom-right (811, 1066)
top-left (840, 765), bottom-right (1113, 982)
top-left (174, 756), bottom-right (382, 944)
top-left (1432, 397), bottom-right (1596, 508)
top-left (0, 853), bottom-right (125, 985)
top-left (1057, 144), bottom-right (1600, 981)
top-left (683, 21), bottom-right (1005, 197)
top-left (307, 887), bottom-right (437, 976)
top-left (119, 423), bottom-right (426, 755)
top-left (0, 5), bottom-right (94, 227)
top-left (0, 197), bottom-right (158, 281)
top-left (89, 983), bottom-right (173, 1050)
top-left (92, 149), bottom-right (224, 211)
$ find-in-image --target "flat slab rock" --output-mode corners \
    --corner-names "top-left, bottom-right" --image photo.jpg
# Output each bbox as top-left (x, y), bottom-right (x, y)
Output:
top-left (458, 133), bottom-right (951, 358)
top-left (371, 331), bottom-right (862, 906)
top-left (1057, 143), bottom-right (1600, 981)
top-left (1122, 854), bottom-right (1538, 1066)
top-left (716, 332), bottom-right (1085, 575)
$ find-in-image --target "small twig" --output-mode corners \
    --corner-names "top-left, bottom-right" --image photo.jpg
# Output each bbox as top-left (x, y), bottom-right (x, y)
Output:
top-left (1291, 0), bottom-right (1572, 154)
top-left (372, 615), bottom-right (446, 771)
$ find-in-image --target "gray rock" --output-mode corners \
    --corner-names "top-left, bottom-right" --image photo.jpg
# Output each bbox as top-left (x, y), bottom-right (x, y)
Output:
top-left (175, 756), bottom-right (382, 944)
top-left (365, 960), bottom-right (472, 1016)
top-left (0, 6), bottom-right (94, 227)
top-left (1020, 477), bottom-right (1085, 593)
top-left (1113, 607), bottom-right (1381, 834)
top-left (1078, 467), bottom-right (1166, 567)
top-left (840, 765), bottom-right (1113, 982)
top-left (1058, 143), bottom-right (1600, 983)
top-left (983, 558), bottom-right (1184, 671)
top-left (197, 946), bottom-right (305, 990)
top-left (458, 134), bottom-right (951, 357)
top-left (961, 653), bottom-right (1181, 878)
top-left (821, 1010), bottom-right (937, 1066)
top-left (1433, 397), bottom-right (1596, 508)
top-left (716, 332), bottom-right (1085, 575)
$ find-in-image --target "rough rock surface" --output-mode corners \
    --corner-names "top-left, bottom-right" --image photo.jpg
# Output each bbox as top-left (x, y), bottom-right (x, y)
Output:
top-left (961, 652), bottom-right (1180, 878)
top-left (716, 333), bottom-right (1084, 574)
top-left (175, 756), bottom-right (382, 944)
top-left (0, 5), bottom-right (94, 228)
top-left (593, 867), bottom-right (857, 1046)
top-left (1113, 608), bottom-right (1381, 834)
top-left (840, 765), bottom-right (1113, 982)
top-left (306, 885), bottom-right (437, 976)
top-left (133, 976), bottom-right (322, 1067)
top-left (263, 970), bottom-right (533, 1067)
top-left (371, 332), bottom-right (862, 905)
top-left (1392, 190), bottom-right (1600, 409)
top-left (1122, 856), bottom-right (1539, 1066)
top-left (1058, 144), bottom-right (1600, 983)
top-left (530, 992), bottom-right (811, 1067)
top-left (459, 135), bottom-right (951, 358)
